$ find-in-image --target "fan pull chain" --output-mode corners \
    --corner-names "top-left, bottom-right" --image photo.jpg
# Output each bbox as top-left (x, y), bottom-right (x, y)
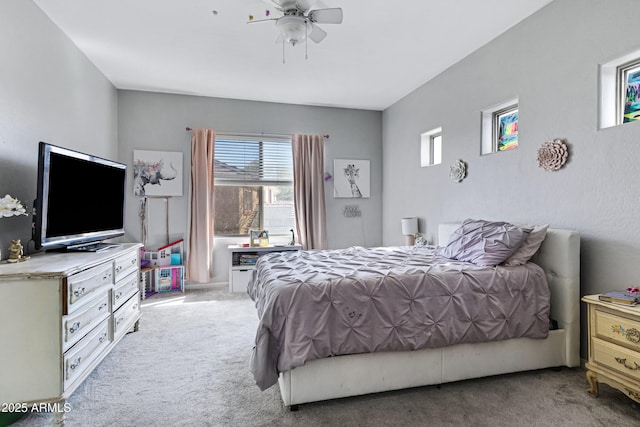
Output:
top-left (305, 29), bottom-right (308, 60)
top-left (282, 40), bottom-right (285, 64)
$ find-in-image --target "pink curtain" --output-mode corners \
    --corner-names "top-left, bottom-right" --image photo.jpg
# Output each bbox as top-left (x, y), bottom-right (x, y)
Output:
top-left (292, 134), bottom-right (327, 250)
top-left (187, 128), bottom-right (215, 282)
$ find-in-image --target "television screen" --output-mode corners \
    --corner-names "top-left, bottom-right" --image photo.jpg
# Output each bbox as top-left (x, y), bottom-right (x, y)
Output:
top-left (35, 142), bottom-right (127, 251)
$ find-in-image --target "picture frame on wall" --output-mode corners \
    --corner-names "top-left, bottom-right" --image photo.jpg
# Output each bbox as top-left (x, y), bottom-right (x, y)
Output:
top-left (133, 150), bottom-right (183, 197)
top-left (333, 158), bottom-right (370, 198)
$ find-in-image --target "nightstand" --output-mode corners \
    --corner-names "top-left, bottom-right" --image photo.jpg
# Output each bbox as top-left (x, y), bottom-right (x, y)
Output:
top-left (582, 294), bottom-right (640, 403)
top-left (227, 245), bottom-right (302, 293)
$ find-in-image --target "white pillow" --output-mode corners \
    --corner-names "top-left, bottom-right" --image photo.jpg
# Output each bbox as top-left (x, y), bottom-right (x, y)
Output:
top-left (502, 224), bottom-right (549, 266)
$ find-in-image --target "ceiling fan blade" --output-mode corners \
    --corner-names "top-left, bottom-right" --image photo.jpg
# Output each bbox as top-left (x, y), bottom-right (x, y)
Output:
top-left (265, 0), bottom-right (286, 11)
top-left (308, 8), bottom-right (343, 24)
top-left (295, 0), bottom-right (317, 13)
top-left (308, 24), bottom-right (327, 44)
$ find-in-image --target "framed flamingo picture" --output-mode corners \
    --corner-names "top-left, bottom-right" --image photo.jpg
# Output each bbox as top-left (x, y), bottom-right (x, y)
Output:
top-left (133, 150), bottom-right (183, 196)
top-left (333, 159), bottom-right (370, 199)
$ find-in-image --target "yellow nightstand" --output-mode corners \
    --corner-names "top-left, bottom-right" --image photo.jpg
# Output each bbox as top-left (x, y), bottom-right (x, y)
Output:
top-left (582, 294), bottom-right (640, 403)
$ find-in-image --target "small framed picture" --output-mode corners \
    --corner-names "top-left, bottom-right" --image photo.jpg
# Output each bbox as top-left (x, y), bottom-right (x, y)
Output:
top-left (333, 159), bottom-right (370, 198)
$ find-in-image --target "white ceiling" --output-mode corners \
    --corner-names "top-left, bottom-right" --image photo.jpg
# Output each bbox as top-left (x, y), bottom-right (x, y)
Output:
top-left (33, 0), bottom-right (554, 111)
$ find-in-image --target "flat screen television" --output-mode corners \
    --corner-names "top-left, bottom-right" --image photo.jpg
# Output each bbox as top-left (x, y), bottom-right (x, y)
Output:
top-left (34, 142), bottom-right (127, 251)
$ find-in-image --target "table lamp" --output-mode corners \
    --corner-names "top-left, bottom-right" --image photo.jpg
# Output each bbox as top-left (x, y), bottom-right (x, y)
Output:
top-left (401, 217), bottom-right (418, 246)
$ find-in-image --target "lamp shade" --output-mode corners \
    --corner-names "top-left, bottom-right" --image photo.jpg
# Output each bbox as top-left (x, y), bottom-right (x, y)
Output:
top-left (401, 217), bottom-right (418, 235)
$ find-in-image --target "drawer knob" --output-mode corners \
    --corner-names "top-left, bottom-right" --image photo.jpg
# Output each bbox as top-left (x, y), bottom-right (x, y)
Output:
top-left (70, 357), bottom-right (82, 370)
top-left (99, 333), bottom-right (107, 343)
top-left (116, 291), bottom-right (123, 299)
top-left (69, 321), bottom-right (81, 334)
top-left (99, 303), bottom-right (108, 311)
top-left (116, 265), bottom-right (123, 273)
top-left (73, 287), bottom-right (85, 297)
top-left (615, 357), bottom-right (640, 371)
top-left (625, 328), bottom-right (640, 344)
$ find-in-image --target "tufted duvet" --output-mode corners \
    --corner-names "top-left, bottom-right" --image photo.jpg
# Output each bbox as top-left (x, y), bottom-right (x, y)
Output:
top-left (248, 245), bottom-right (550, 390)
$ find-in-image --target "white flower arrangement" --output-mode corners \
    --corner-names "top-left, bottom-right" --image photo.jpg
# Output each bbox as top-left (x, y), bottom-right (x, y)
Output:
top-left (0, 194), bottom-right (28, 218)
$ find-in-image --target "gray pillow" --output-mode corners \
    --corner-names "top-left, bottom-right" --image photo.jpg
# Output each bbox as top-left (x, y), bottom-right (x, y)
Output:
top-left (502, 224), bottom-right (549, 266)
top-left (438, 219), bottom-right (531, 266)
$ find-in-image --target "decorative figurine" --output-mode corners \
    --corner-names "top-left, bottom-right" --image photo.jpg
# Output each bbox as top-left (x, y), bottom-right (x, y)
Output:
top-left (288, 229), bottom-right (295, 246)
top-left (7, 239), bottom-right (30, 263)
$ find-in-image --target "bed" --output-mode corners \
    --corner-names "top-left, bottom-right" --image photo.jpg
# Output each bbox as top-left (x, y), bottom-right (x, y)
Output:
top-left (247, 221), bottom-right (580, 409)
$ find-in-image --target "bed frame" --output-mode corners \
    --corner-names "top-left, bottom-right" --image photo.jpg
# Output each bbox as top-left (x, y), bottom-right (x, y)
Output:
top-left (277, 223), bottom-right (580, 409)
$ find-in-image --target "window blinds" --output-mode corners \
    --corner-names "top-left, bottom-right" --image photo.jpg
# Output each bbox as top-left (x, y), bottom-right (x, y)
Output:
top-left (214, 137), bottom-right (293, 186)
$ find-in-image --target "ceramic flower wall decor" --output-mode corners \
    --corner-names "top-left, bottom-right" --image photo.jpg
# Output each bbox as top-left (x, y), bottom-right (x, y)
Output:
top-left (537, 139), bottom-right (569, 171)
top-left (449, 159), bottom-right (467, 182)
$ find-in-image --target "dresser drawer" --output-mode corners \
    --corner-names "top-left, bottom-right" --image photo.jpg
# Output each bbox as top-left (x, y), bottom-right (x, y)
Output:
top-left (113, 292), bottom-right (141, 341)
top-left (62, 291), bottom-right (111, 351)
top-left (63, 319), bottom-right (111, 390)
top-left (66, 263), bottom-right (114, 314)
top-left (593, 337), bottom-right (640, 382)
top-left (595, 307), bottom-right (640, 351)
top-left (114, 251), bottom-right (139, 282)
top-left (113, 271), bottom-right (139, 310)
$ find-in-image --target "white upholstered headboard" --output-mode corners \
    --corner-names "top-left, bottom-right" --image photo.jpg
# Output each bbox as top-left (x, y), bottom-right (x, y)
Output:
top-left (438, 222), bottom-right (581, 367)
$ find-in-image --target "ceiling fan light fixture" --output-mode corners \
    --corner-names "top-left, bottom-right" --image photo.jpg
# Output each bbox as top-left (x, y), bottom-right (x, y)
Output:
top-left (276, 15), bottom-right (309, 46)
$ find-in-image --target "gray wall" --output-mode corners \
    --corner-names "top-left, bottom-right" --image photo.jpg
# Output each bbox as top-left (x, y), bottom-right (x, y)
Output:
top-left (382, 0), bottom-right (640, 355)
top-left (0, 0), bottom-right (118, 259)
top-left (117, 91), bottom-right (382, 284)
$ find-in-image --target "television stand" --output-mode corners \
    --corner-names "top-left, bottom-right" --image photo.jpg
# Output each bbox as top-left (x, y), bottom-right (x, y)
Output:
top-left (66, 242), bottom-right (120, 252)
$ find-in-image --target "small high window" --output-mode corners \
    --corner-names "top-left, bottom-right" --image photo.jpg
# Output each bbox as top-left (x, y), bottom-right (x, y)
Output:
top-left (421, 127), bottom-right (442, 167)
top-left (599, 48), bottom-right (640, 129)
top-left (482, 98), bottom-right (519, 155)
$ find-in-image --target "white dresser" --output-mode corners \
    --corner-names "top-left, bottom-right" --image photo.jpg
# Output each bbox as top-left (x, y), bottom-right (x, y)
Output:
top-left (0, 243), bottom-right (142, 424)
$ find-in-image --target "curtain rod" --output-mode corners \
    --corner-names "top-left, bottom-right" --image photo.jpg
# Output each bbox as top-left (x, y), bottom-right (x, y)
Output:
top-left (185, 127), bottom-right (329, 139)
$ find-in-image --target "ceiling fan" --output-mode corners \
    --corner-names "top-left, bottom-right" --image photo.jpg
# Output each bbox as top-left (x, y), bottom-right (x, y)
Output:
top-left (249, 0), bottom-right (343, 48)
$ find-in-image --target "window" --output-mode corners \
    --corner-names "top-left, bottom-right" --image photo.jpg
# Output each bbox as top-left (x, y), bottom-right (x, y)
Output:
top-left (420, 127), bottom-right (442, 167)
top-left (618, 59), bottom-right (640, 124)
top-left (599, 48), bottom-right (640, 129)
top-left (481, 98), bottom-right (518, 155)
top-left (214, 136), bottom-right (295, 236)
top-left (494, 105), bottom-right (519, 151)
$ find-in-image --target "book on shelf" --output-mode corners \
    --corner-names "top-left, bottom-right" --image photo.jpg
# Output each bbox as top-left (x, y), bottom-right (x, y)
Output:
top-left (599, 291), bottom-right (640, 305)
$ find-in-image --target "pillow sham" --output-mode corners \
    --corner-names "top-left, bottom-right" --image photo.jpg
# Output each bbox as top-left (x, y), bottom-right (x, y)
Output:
top-left (502, 224), bottom-right (549, 266)
top-left (438, 218), bottom-right (531, 266)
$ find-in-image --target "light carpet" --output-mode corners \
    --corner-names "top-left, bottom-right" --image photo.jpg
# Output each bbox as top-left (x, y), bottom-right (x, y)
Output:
top-left (13, 286), bottom-right (640, 426)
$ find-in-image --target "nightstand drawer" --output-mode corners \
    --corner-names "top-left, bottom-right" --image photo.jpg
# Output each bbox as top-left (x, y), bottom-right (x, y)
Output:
top-left (593, 337), bottom-right (640, 382)
top-left (595, 308), bottom-right (640, 351)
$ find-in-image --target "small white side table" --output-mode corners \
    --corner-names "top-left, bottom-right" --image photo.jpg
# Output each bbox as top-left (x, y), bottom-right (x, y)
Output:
top-left (228, 244), bottom-right (302, 293)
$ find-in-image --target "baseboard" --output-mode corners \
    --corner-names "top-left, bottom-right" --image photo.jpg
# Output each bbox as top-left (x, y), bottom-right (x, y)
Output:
top-left (184, 281), bottom-right (227, 290)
